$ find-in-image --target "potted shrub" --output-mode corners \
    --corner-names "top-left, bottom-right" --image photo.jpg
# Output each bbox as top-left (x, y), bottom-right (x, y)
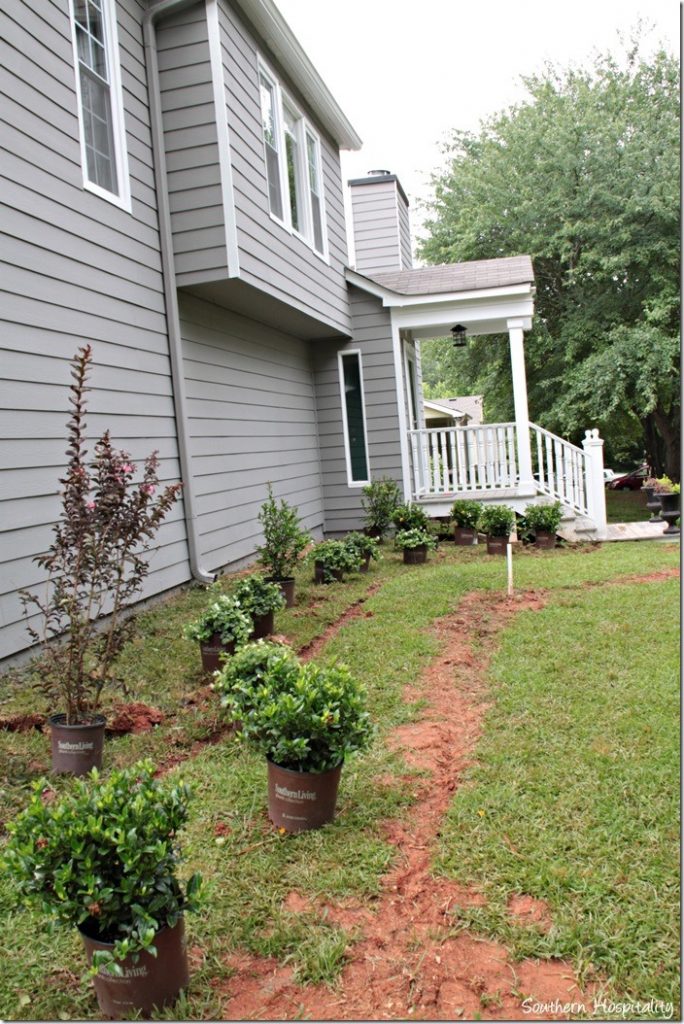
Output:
top-left (641, 476), bottom-right (667, 522)
top-left (221, 656), bottom-right (373, 832)
top-left (361, 477), bottom-right (401, 540)
top-left (522, 501), bottom-right (563, 549)
top-left (310, 539), bottom-right (362, 584)
top-left (343, 531), bottom-right (381, 573)
top-left (183, 594), bottom-right (253, 673)
top-left (213, 640), bottom-right (299, 725)
top-left (394, 527), bottom-right (437, 565)
top-left (233, 574), bottom-right (285, 639)
top-left (19, 346), bottom-right (181, 775)
top-left (391, 501), bottom-right (429, 535)
top-left (480, 505), bottom-right (516, 555)
top-left (1, 760), bottom-right (202, 1018)
top-left (450, 499), bottom-right (483, 545)
top-left (257, 485), bottom-right (309, 606)
top-left (657, 479), bottom-right (680, 535)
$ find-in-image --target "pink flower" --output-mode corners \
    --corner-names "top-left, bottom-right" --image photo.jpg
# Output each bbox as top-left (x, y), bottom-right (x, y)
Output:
top-left (122, 463), bottom-right (134, 474)
top-left (86, 501), bottom-right (96, 510)
top-left (142, 484), bottom-right (156, 496)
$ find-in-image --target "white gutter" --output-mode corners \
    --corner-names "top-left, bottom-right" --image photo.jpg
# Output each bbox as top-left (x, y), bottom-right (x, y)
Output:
top-left (143, 0), bottom-right (215, 584)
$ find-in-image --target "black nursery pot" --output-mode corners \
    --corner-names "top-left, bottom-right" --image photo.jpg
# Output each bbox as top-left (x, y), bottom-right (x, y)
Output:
top-left (453, 526), bottom-right (478, 546)
top-left (313, 561), bottom-right (344, 584)
top-left (403, 545), bottom-right (428, 564)
top-left (267, 760), bottom-right (342, 833)
top-left (250, 610), bottom-right (274, 639)
top-left (80, 917), bottom-right (189, 1019)
top-left (49, 714), bottom-right (105, 775)
top-left (199, 634), bottom-right (236, 674)
top-left (267, 576), bottom-right (296, 607)
top-left (486, 535), bottom-right (509, 555)
top-left (534, 530), bottom-right (556, 550)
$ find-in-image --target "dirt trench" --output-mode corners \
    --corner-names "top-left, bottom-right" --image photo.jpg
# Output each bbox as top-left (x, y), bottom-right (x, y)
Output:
top-left (216, 587), bottom-right (601, 1021)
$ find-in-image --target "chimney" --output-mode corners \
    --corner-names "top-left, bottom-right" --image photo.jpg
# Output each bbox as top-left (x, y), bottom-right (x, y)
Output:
top-left (348, 170), bottom-right (413, 275)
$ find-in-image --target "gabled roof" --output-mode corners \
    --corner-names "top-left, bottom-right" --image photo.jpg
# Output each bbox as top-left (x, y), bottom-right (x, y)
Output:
top-left (367, 256), bottom-right (534, 296)
top-left (426, 396), bottom-right (484, 422)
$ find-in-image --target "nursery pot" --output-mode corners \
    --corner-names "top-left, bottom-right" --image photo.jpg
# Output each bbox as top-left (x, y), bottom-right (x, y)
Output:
top-left (403, 545), bottom-right (428, 565)
top-left (359, 552), bottom-right (372, 574)
top-left (534, 530), bottom-right (556, 550)
top-left (80, 917), bottom-right (189, 1019)
top-left (644, 487), bottom-right (663, 523)
top-left (313, 561), bottom-right (344, 584)
top-left (268, 576), bottom-right (295, 608)
top-left (49, 714), bottom-right (105, 775)
top-left (486, 535), bottom-right (509, 556)
top-left (199, 634), bottom-right (236, 674)
top-left (659, 493), bottom-right (680, 536)
top-left (453, 526), bottom-right (478, 546)
top-left (250, 610), bottom-right (274, 640)
top-left (267, 759), bottom-right (342, 833)
top-left (365, 526), bottom-right (384, 543)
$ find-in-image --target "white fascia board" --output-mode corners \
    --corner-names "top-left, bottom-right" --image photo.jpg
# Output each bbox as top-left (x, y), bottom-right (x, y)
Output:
top-left (392, 297), bottom-right (535, 334)
top-left (346, 268), bottom-right (534, 309)
top-left (232, 0), bottom-right (362, 150)
top-left (424, 400), bottom-right (461, 419)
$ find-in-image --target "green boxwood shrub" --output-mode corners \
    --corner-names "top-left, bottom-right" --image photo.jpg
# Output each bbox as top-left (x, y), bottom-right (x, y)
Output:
top-left (213, 640), bottom-right (299, 721)
top-left (393, 527), bottom-right (437, 551)
top-left (361, 477), bottom-right (401, 537)
top-left (392, 502), bottom-right (429, 534)
top-left (233, 574), bottom-right (285, 618)
top-left (480, 504), bottom-right (516, 538)
top-left (522, 501), bottom-right (563, 534)
top-left (1, 761), bottom-right (202, 972)
top-left (450, 499), bottom-right (483, 529)
top-left (310, 539), bottom-right (361, 582)
top-left (257, 484), bottom-right (309, 580)
top-left (183, 593), bottom-right (252, 646)
top-left (344, 531), bottom-right (381, 561)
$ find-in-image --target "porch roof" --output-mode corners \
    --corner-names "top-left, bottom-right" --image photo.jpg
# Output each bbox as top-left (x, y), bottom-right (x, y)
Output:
top-left (364, 255), bottom-right (534, 296)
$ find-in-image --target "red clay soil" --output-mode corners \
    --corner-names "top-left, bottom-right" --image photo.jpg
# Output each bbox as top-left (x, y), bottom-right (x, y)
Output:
top-left (0, 712), bottom-right (45, 732)
top-left (105, 701), bottom-right (164, 734)
top-left (217, 588), bottom-right (601, 1021)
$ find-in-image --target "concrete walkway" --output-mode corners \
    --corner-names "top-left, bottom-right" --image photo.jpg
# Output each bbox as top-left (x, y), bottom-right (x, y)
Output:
top-left (605, 521), bottom-right (680, 542)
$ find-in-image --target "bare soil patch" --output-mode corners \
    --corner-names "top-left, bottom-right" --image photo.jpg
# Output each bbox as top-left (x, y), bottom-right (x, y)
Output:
top-left (105, 701), bottom-right (164, 735)
top-left (296, 582), bottom-right (384, 662)
top-left (218, 588), bottom-right (599, 1020)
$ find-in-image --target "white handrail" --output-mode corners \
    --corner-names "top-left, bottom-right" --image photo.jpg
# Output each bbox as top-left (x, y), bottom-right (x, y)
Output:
top-left (529, 423), bottom-right (589, 515)
top-left (408, 423), bottom-right (518, 496)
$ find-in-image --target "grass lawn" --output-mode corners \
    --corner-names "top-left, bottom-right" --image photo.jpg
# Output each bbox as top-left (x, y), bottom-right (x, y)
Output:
top-left (0, 539), bottom-right (679, 1020)
top-left (606, 488), bottom-right (650, 523)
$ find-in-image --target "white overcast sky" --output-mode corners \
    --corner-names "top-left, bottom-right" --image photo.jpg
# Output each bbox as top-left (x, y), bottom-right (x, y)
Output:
top-left (275, 0), bottom-right (680, 248)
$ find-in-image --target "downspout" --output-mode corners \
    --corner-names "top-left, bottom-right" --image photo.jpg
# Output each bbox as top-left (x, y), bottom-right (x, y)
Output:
top-left (143, 0), bottom-right (215, 583)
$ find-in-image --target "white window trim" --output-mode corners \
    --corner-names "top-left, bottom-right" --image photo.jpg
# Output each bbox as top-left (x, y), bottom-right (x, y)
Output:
top-left (257, 54), bottom-right (328, 262)
top-left (338, 348), bottom-right (371, 489)
top-left (68, 0), bottom-right (131, 211)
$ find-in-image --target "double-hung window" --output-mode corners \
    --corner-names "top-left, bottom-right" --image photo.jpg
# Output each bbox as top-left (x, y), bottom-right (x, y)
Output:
top-left (258, 59), bottom-right (327, 258)
top-left (70, 0), bottom-right (130, 208)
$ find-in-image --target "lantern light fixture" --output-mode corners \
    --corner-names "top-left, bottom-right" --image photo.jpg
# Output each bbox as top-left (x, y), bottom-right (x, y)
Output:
top-left (451, 324), bottom-right (467, 348)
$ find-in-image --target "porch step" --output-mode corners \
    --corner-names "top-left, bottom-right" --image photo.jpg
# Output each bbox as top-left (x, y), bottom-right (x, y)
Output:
top-left (557, 512), bottom-right (599, 543)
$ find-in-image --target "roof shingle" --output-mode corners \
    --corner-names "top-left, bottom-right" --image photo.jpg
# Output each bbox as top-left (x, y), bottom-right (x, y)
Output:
top-left (366, 255), bottom-right (534, 296)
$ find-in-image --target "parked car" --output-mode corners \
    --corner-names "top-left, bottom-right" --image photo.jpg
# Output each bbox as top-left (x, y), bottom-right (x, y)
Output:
top-left (603, 468), bottom-right (617, 484)
top-left (607, 467), bottom-right (648, 490)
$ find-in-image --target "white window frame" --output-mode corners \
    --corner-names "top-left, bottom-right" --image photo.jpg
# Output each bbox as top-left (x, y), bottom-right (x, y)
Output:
top-left (68, 0), bottom-right (131, 211)
top-left (338, 348), bottom-right (371, 488)
top-left (257, 55), bottom-right (328, 261)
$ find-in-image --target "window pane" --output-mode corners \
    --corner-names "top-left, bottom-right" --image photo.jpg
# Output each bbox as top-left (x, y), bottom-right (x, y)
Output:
top-left (283, 107), bottom-right (301, 232)
top-left (260, 75), bottom-right (284, 218)
top-left (306, 133), bottom-right (324, 253)
top-left (259, 77), bottom-right (276, 148)
top-left (80, 69), bottom-right (117, 193)
top-left (265, 143), bottom-right (283, 220)
top-left (341, 354), bottom-right (369, 482)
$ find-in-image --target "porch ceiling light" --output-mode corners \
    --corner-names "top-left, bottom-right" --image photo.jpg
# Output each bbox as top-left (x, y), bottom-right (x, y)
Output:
top-left (451, 324), bottom-right (467, 348)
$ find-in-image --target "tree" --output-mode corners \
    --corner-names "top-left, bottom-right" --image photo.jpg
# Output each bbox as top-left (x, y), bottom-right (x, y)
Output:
top-left (419, 36), bottom-right (679, 477)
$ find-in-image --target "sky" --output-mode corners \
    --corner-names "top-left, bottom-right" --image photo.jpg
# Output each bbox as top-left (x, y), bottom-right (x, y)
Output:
top-left (275, 0), bottom-right (680, 247)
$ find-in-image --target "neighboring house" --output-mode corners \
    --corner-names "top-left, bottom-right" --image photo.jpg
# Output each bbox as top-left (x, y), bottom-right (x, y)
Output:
top-left (424, 396), bottom-right (484, 428)
top-left (0, 0), bottom-right (607, 662)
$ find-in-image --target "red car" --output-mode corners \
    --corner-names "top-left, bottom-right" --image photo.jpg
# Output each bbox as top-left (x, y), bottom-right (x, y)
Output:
top-left (608, 467), bottom-right (648, 490)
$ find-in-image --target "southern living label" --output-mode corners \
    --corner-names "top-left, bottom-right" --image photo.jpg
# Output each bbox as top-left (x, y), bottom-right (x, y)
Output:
top-left (58, 740), bottom-right (95, 752)
top-left (274, 782), bottom-right (317, 802)
top-left (99, 963), bottom-right (149, 980)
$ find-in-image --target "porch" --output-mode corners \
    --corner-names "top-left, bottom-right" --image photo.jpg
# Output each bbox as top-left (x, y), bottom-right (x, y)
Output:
top-left (346, 255), bottom-right (608, 540)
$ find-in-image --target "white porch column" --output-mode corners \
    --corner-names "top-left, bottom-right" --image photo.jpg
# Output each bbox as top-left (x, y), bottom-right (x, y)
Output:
top-left (508, 318), bottom-right (534, 490)
top-left (582, 429), bottom-right (608, 539)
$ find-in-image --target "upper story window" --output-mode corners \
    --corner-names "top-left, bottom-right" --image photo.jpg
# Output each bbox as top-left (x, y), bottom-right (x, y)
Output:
top-left (258, 59), bottom-right (327, 259)
top-left (70, 0), bottom-right (130, 209)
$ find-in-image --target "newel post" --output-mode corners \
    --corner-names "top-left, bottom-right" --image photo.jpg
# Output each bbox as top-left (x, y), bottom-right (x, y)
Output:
top-left (508, 319), bottom-right (534, 491)
top-left (582, 429), bottom-right (607, 539)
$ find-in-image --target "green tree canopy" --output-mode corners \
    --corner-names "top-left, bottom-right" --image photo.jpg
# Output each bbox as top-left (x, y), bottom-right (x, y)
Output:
top-left (419, 37), bottom-right (679, 476)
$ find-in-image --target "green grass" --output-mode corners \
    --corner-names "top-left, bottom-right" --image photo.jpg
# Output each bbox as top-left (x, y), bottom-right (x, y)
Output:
top-left (606, 488), bottom-right (650, 523)
top-left (0, 539), bottom-right (679, 1019)
top-left (436, 578), bottom-right (680, 1010)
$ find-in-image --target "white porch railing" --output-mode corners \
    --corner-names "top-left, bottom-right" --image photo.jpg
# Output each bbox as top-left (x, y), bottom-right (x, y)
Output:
top-left (408, 422), bottom-right (600, 524)
top-left (408, 423), bottom-right (519, 496)
top-left (530, 423), bottom-right (588, 516)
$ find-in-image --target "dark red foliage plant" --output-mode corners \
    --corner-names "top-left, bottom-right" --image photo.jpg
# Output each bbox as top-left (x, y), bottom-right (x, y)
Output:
top-left (20, 346), bottom-right (182, 723)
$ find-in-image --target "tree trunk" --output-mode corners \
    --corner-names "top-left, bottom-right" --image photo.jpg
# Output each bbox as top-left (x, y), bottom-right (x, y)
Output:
top-left (652, 404), bottom-right (680, 482)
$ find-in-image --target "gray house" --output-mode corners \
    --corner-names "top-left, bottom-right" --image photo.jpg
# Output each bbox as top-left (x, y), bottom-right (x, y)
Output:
top-left (0, 0), bottom-right (607, 662)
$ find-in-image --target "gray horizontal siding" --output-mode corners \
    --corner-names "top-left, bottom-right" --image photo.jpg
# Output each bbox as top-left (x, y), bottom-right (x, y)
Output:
top-left (0, 0), bottom-right (191, 661)
top-left (312, 287), bottom-right (403, 533)
top-left (157, 3), bottom-right (228, 280)
top-left (179, 293), bottom-right (324, 570)
top-left (351, 180), bottom-right (404, 275)
top-left (216, 0), bottom-right (351, 336)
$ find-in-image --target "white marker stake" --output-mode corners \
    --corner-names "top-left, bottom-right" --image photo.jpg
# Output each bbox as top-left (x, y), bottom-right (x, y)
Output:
top-left (506, 542), bottom-right (513, 597)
